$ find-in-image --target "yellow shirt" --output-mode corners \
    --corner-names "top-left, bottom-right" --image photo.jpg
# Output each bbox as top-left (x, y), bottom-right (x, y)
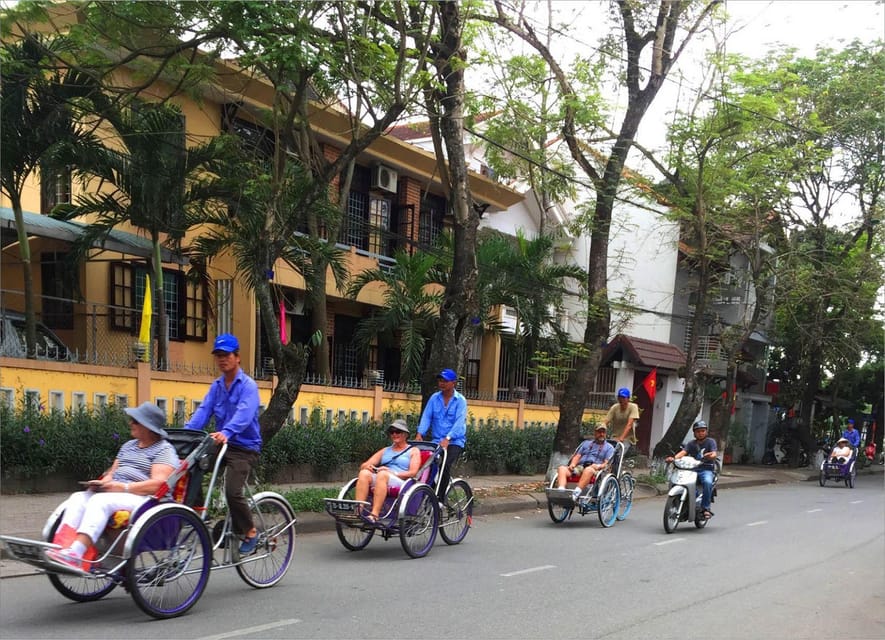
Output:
top-left (604, 402), bottom-right (640, 443)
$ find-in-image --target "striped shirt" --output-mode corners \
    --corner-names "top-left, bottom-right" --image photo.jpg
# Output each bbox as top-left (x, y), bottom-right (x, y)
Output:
top-left (112, 439), bottom-right (179, 483)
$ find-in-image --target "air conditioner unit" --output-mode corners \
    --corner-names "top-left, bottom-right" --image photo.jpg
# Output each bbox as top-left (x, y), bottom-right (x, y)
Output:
top-left (371, 165), bottom-right (398, 193)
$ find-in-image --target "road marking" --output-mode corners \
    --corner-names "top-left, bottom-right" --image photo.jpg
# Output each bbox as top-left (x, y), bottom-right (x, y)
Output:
top-left (746, 520), bottom-right (768, 527)
top-left (500, 565), bottom-right (556, 577)
top-left (654, 538), bottom-right (685, 546)
top-left (850, 500), bottom-right (863, 504)
top-left (195, 619), bottom-right (301, 640)
top-left (807, 508), bottom-right (823, 513)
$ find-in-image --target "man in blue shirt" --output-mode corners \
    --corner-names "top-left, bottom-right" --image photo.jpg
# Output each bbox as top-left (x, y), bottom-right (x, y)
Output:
top-left (185, 334), bottom-right (262, 553)
top-left (416, 368), bottom-right (467, 500)
top-left (842, 419), bottom-right (861, 448)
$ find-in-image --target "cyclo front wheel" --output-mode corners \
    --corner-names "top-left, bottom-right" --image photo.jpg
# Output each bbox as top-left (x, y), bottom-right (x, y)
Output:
top-left (439, 479), bottom-right (473, 545)
top-left (46, 517), bottom-right (116, 602)
top-left (125, 505), bottom-right (211, 619)
top-left (398, 484), bottom-right (439, 559)
top-left (236, 493), bottom-right (296, 588)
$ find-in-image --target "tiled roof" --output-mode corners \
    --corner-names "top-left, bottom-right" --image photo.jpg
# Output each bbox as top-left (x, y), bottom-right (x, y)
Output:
top-left (601, 334), bottom-right (685, 371)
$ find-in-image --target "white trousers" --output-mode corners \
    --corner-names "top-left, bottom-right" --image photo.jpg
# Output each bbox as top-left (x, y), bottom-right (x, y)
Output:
top-left (60, 490), bottom-right (149, 543)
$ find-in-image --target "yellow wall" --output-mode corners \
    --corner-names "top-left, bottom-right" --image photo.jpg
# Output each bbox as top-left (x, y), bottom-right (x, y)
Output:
top-left (0, 360), bottom-right (600, 429)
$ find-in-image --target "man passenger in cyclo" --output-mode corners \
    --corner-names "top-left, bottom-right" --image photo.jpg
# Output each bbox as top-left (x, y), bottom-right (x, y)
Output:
top-left (416, 368), bottom-right (467, 502)
top-left (666, 420), bottom-right (718, 520)
top-left (554, 424), bottom-right (615, 502)
top-left (605, 387), bottom-right (641, 454)
top-left (185, 334), bottom-right (263, 555)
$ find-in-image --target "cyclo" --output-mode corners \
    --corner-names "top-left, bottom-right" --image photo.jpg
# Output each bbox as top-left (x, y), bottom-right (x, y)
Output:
top-left (0, 429), bottom-right (296, 619)
top-left (544, 440), bottom-right (635, 527)
top-left (324, 441), bottom-right (473, 558)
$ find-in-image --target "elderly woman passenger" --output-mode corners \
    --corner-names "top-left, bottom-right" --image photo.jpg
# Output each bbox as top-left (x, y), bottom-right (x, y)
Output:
top-left (354, 419), bottom-right (421, 523)
top-left (45, 402), bottom-right (178, 571)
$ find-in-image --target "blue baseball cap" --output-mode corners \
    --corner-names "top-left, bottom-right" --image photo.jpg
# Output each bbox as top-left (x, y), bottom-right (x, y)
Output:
top-left (847, 419), bottom-right (854, 425)
top-left (437, 368), bottom-right (457, 382)
top-left (617, 388), bottom-right (630, 398)
top-left (212, 333), bottom-right (240, 354)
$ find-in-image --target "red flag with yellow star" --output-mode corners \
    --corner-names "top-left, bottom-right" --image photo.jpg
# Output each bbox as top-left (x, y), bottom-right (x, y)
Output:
top-left (642, 368), bottom-right (657, 401)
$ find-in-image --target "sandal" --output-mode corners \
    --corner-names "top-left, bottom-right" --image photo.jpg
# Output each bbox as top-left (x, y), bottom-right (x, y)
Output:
top-left (703, 510), bottom-right (714, 519)
top-left (362, 512), bottom-right (379, 525)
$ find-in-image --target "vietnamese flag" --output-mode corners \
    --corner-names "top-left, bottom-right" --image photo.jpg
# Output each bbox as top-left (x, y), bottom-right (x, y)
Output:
top-left (642, 368), bottom-right (657, 401)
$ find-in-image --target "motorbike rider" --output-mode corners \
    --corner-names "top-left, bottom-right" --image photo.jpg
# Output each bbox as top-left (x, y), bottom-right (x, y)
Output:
top-left (666, 420), bottom-right (718, 519)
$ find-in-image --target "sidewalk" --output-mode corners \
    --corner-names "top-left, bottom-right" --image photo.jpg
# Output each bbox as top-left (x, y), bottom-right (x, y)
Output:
top-left (2, 463), bottom-right (881, 579)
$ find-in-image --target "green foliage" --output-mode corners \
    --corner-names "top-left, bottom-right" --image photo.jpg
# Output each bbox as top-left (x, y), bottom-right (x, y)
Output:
top-left (0, 403), bottom-right (126, 479)
top-left (461, 424), bottom-right (554, 474)
top-left (279, 487), bottom-right (341, 513)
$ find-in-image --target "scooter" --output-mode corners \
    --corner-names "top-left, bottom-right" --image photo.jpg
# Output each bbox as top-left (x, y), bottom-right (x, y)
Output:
top-left (663, 456), bottom-right (719, 533)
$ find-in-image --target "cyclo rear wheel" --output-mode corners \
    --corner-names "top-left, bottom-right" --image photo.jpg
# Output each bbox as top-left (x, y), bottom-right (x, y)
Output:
top-left (596, 475), bottom-right (620, 528)
top-left (439, 479), bottom-right (472, 545)
top-left (236, 494), bottom-right (296, 588)
top-left (398, 484), bottom-right (439, 558)
top-left (616, 473), bottom-right (635, 521)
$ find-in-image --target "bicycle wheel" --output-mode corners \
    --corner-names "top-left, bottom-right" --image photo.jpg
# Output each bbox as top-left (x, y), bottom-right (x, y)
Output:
top-left (616, 473), bottom-right (635, 521)
top-left (596, 475), bottom-right (620, 528)
top-left (398, 484), bottom-right (439, 559)
top-left (439, 479), bottom-right (473, 545)
top-left (46, 518), bottom-right (116, 602)
top-left (548, 499), bottom-right (572, 523)
top-left (334, 480), bottom-right (374, 551)
top-left (236, 494), bottom-right (296, 588)
top-left (125, 505), bottom-right (211, 619)
top-left (819, 468), bottom-right (827, 487)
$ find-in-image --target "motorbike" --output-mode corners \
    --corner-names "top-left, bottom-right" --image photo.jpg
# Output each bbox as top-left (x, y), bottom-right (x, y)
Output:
top-left (763, 435), bottom-right (809, 466)
top-left (663, 456), bottom-right (719, 533)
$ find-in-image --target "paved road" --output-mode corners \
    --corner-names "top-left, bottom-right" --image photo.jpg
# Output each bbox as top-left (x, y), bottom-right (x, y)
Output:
top-left (1, 480), bottom-right (881, 639)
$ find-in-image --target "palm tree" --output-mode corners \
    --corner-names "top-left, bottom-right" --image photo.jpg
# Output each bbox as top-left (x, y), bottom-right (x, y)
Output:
top-left (477, 229), bottom-right (586, 395)
top-left (347, 250), bottom-right (446, 385)
top-left (0, 34), bottom-right (99, 357)
top-left (186, 158), bottom-right (349, 442)
top-left (54, 101), bottom-right (236, 368)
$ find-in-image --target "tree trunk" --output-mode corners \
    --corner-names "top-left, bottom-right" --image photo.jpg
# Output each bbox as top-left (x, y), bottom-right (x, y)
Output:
top-left (423, 1), bottom-right (479, 406)
top-left (10, 194), bottom-right (37, 358)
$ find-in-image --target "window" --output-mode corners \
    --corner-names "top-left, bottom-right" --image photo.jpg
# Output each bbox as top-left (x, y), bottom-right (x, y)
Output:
top-left (419, 193), bottom-right (446, 248)
top-left (41, 252), bottom-right (76, 330)
top-left (216, 279), bottom-right (233, 336)
top-left (49, 391), bottom-right (64, 413)
top-left (39, 165), bottom-right (71, 215)
top-left (109, 263), bottom-right (206, 341)
top-left (94, 393), bottom-right (108, 409)
top-left (341, 165), bottom-right (371, 250)
top-left (25, 389), bottom-right (40, 411)
top-left (72, 392), bottom-right (86, 411)
top-left (115, 394), bottom-right (129, 409)
top-left (0, 388), bottom-right (13, 408)
top-left (174, 398), bottom-right (186, 424)
top-left (156, 398), bottom-right (167, 415)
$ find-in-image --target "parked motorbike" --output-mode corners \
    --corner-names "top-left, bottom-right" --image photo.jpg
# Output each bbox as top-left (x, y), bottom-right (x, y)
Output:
top-left (663, 456), bottom-right (720, 533)
top-left (763, 435), bottom-right (809, 466)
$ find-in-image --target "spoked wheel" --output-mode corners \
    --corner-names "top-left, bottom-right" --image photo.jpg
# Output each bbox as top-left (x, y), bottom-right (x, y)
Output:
top-left (847, 465), bottom-right (856, 488)
top-left (439, 479), bottom-right (473, 545)
top-left (46, 519), bottom-right (116, 602)
top-left (236, 494), bottom-right (296, 588)
top-left (334, 481), bottom-right (374, 551)
top-left (398, 484), bottom-right (439, 559)
top-left (125, 505), bottom-right (211, 619)
top-left (596, 475), bottom-right (620, 528)
top-left (663, 494), bottom-right (682, 534)
top-left (616, 473), bottom-right (635, 521)
top-left (547, 499), bottom-right (572, 523)
top-left (819, 469), bottom-right (827, 487)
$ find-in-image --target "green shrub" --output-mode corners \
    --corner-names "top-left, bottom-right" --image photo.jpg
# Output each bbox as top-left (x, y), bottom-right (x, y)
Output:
top-left (279, 487), bottom-right (341, 513)
top-left (1, 404), bottom-right (555, 481)
top-left (0, 403), bottom-right (125, 479)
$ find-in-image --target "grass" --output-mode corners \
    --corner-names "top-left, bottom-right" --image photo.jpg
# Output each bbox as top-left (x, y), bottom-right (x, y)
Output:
top-left (278, 487), bottom-right (342, 513)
